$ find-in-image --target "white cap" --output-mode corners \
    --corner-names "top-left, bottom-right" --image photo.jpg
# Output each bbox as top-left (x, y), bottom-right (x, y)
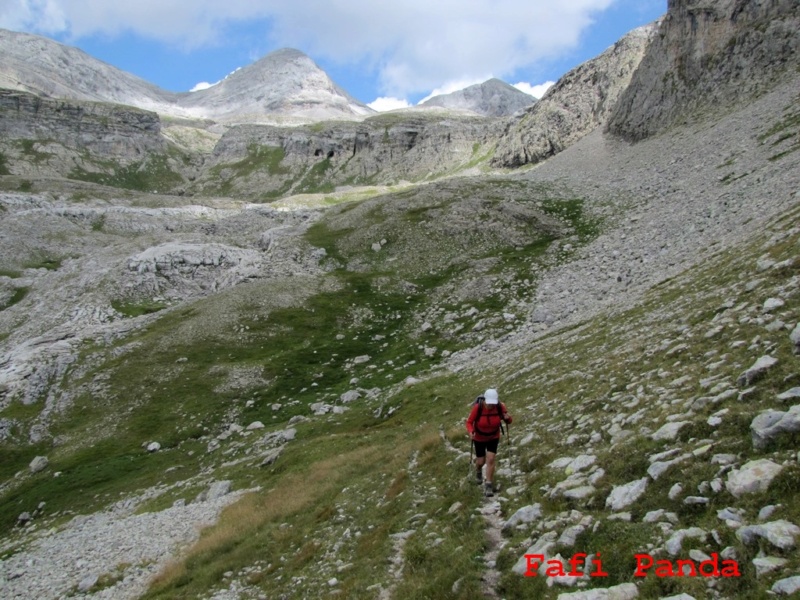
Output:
top-left (484, 389), bottom-right (498, 404)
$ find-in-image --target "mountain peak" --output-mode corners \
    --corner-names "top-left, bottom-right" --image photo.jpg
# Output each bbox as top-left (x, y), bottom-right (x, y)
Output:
top-left (0, 30), bottom-right (373, 124)
top-left (419, 78), bottom-right (535, 117)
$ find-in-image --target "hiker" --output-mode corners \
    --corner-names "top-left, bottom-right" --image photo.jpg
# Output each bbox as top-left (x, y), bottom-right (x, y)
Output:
top-left (466, 388), bottom-right (512, 497)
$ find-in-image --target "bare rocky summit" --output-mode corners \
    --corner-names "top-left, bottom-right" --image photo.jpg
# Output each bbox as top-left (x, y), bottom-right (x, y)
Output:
top-left (177, 48), bottom-right (374, 123)
top-left (0, 29), bottom-right (373, 124)
top-left (419, 78), bottom-right (535, 117)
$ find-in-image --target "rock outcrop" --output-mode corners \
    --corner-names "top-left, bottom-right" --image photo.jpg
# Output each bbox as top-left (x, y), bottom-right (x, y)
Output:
top-left (0, 89), bottom-right (187, 188)
top-left (491, 23), bottom-right (656, 168)
top-left (124, 242), bottom-right (265, 300)
top-left (607, 0), bottom-right (800, 141)
top-left (0, 89), bottom-right (166, 158)
top-left (191, 113), bottom-right (502, 197)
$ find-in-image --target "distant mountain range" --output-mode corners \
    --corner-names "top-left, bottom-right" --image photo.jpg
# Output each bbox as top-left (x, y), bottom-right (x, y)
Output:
top-left (0, 29), bottom-right (373, 124)
top-left (0, 28), bottom-right (534, 123)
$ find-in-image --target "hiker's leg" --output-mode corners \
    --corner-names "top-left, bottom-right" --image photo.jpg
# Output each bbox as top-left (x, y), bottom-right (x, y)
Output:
top-left (485, 451), bottom-right (497, 483)
top-left (484, 439), bottom-right (500, 485)
top-left (474, 442), bottom-right (486, 481)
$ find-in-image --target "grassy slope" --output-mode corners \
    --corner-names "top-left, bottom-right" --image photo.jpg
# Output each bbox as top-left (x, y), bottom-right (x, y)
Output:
top-left (0, 178), bottom-right (600, 596)
top-left (0, 175), bottom-right (798, 599)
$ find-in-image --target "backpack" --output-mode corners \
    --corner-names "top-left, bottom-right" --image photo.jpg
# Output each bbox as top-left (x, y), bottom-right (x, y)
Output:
top-left (472, 396), bottom-right (506, 437)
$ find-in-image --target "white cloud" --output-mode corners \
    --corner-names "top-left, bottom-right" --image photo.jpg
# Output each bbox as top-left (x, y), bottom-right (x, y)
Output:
top-left (189, 66), bottom-right (241, 92)
top-left (0, 0), bottom-right (65, 31)
top-left (2, 0), bottom-right (618, 96)
top-left (190, 81), bottom-right (215, 92)
top-left (367, 97), bottom-right (411, 112)
top-left (513, 81), bottom-right (556, 99)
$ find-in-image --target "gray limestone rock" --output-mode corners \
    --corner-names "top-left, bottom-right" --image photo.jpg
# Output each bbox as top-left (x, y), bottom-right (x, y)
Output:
top-left (29, 455), bottom-right (49, 473)
top-left (726, 459), bottom-right (784, 497)
top-left (737, 355), bottom-right (779, 387)
top-left (651, 421), bottom-right (689, 441)
top-left (196, 480), bottom-right (232, 503)
top-left (753, 556), bottom-right (788, 577)
top-left (772, 576), bottom-right (800, 596)
top-left (492, 24), bottom-right (655, 168)
top-left (750, 406), bottom-right (800, 450)
top-left (736, 520), bottom-right (800, 550)
top-left (665, 527), bottom-right (707, 556)
top-left (556, 582), bottom-right (639, 599)
top-left (605, 478), bottom-right (648, 511)
top-left (77, 574), bottom-right (98, 593)
top-left (791, 323), bottom-right (800, 355)
top-left (777, 387), bottom-right (800, 402)
top-left (608, 0), bottom-right (800, 140)
top-left (511, 531), bottom-right (557, 575)
top-left (503, 504), bottom-right (543, 530)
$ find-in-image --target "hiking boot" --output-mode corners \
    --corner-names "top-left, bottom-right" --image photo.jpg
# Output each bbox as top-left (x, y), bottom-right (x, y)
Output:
top-left (476, 469), bottom-right (483, 485)
top-left (484, 482), bottom-right (494, 497)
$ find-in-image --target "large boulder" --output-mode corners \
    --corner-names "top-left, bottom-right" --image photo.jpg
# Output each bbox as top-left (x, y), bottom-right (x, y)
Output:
top-left (726, 459), bottom-right (784, 497)
top-left (750, 406), bottom-right (800, 449)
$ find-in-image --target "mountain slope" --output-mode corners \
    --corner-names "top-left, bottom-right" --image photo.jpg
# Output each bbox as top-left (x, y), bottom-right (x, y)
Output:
top-left (0, 28), bottom-right (178, 115)
top-left (419, 78), bottom-right (535, 117)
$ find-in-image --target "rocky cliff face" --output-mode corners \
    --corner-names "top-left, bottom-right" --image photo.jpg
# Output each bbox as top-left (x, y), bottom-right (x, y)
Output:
top-left (419, 78), bottom-right (535, 117)
top-left (607, 0), bottom-right (800, 141)
top-left (0, 89), bottom-right (165, 156)
top-left (0, 89), bottom-right (188, 190)
top-left (191, 113), bottom-right (502, 198)
top-left (491, 24), bottom-right (656, 168)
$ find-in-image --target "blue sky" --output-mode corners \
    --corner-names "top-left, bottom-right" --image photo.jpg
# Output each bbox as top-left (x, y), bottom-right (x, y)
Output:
top-left (0, 0), bottom-right (666, 110)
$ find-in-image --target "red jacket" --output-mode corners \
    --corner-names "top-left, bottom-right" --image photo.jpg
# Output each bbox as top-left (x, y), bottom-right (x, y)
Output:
top-left (466, 401), bottom-right (512, 442)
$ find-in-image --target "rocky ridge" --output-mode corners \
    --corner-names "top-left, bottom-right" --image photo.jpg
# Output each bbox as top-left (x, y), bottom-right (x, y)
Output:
top-left (491, 23), bottom-right (656, 168)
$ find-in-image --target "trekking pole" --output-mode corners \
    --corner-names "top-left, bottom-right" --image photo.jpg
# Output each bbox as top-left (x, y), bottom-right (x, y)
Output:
top-left (469, 438), bottom-right (474, 480)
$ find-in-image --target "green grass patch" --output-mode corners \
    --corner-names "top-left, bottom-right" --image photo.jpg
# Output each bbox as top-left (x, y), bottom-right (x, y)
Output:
top-left (293, 158), bottom-right (335, 194)
top-left (16, 139), bottom-right (53, 164)
top-left (1, 287), bottom-right (29, 311)
top-left (24, 256), bottom-right (62, 271)
top-left (69, 154), bottom-right (184, 193)
top-left (111, 299), bottom-right (168, 318)
top-left (541, 198), bottom-right (602, 239)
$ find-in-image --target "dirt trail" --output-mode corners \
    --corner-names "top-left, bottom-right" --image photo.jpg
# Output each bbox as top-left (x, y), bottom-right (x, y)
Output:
top-left (440, 428), bottom-right (510, 599)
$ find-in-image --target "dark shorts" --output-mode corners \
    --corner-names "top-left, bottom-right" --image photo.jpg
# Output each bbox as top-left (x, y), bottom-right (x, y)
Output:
top-left (474, 439), bottom-right (499, 457)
